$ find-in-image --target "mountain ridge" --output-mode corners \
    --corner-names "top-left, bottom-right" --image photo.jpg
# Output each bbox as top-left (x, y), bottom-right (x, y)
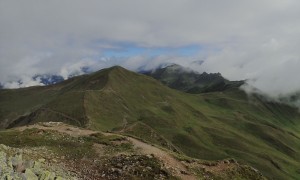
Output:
top-left (1, 66), bottom-right (300, 179)
top-left (142, 64), bottom-right (244, 93)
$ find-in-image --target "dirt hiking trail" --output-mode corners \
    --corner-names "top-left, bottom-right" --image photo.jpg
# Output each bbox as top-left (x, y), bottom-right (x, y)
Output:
top-left (15, 122), bottom-right (197, 180)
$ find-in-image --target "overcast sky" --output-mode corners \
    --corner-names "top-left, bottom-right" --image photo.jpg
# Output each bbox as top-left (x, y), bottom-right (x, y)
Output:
top-left (1, 0), bottom-right (300, 97)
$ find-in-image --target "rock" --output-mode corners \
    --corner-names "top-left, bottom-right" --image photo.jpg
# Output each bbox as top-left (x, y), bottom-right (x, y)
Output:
top-left (229, 158), bottom-right (237, 163)
top-left (0, 144), bottom-right (9, 151)
top-left (10, 153), bottom-right (25, 174)
top-left (7, 157), bottom-right (13, 169)
top-left (3, 173), bottom-right (13, 180)
top-left (15, 163), bottom-right (25, 173)
top-left (23, 169), bottom-right (38, 180)
top-left (0, 151), bottom-right (7, 164)
top-left (11, 154), bottom-right (23, 167)
top-left (0, 146), bottom-right (74, 180)
top-left (32, 161), bottom-right (42, 175)
top-left (23, 160), bottom-right (34, 169)
top-left (180, 170), bottom-right (189, 175)
top-left (55, 177), bottom-right (65, 180)
top-left (116, 169), bottom-right (123, 174)
top-left (38, 158), bottom-right (46, 163)
top-left (40, 170), bottom-right (56, 180)
top-left (116, 163), bottom-right (122, 168)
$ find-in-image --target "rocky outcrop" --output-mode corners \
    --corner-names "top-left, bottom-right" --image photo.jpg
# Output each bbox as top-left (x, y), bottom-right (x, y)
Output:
top-left (0, 144), bottom-right (71, 180)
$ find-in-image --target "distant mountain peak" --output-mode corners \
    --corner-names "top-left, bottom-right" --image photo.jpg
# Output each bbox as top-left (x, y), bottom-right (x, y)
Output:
top-left (163, 63), bottom-right (185, 69)
top-left (142, 64), bottom-right (244, 93)
top-left (151, 63), bottom-right (197, 75)
top-left (109, 65), bottom-right (125, 70)
top-left (162, 63), bottom-right (189, 72)
top-left (191, 60), bottom-right (204, 65)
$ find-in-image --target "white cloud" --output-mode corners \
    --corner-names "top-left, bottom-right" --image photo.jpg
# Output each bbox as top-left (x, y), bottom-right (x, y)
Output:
top-left (1, 0), bottom-right (300, 97)
top-left (3, 76), bottom-right (44, 89)
top-left (198, 37), bottom-right (300, 96)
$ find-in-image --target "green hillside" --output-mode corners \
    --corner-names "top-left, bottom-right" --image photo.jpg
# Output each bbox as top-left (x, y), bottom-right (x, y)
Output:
top-left (0, 66), bottom-right (300, 179)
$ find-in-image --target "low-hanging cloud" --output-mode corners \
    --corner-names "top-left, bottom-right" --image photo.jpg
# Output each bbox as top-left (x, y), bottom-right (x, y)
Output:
top-left (1, 0), bottom-right (300, 98)
top-left (198, 38), bottom-right (300, 97)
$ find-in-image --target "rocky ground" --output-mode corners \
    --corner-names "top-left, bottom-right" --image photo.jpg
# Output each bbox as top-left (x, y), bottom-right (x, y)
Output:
top-left (0, 122), bottom-right (266, 179)
top-left (0, 144), bottom-right (75, 179)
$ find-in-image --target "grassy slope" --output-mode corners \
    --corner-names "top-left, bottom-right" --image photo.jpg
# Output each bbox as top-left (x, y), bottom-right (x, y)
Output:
top-left (186, 90), bottom-right (300, 179)
top-left (0, 66), bottom-right (300, 179)
top-left (0, 86), bottom-right (60, 128)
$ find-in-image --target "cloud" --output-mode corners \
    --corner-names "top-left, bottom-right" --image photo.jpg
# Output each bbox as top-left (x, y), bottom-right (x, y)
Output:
top-left (3, 76), bottom-right (44, 89)
top-left (198, 37), bottom-right (300, 97)
top-left (1, 0), bottom-right (300, 97)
